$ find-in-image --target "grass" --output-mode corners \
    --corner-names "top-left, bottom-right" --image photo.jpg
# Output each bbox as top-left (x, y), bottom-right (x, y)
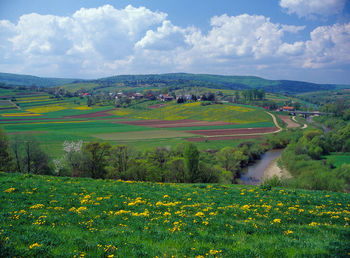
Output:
top-left (0, 173), bottom-right (349, 257)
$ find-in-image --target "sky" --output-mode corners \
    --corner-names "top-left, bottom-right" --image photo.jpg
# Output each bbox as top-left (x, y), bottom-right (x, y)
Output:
top-left (0, 0), bottom-right (350, 84)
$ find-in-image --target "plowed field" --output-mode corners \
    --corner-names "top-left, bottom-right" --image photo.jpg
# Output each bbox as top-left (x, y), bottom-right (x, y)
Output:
top-left (119, 119), bottom-right (235, 128)
top-left (187, 135), bottom-right (263, 142)
top-left (186, 127), bottom-right (277, 136)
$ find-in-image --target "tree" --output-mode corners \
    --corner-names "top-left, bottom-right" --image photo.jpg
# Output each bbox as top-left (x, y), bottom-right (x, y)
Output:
top-left (183, 142), bottom-right (200, 183)
top-left (0, 128), bottom-right (12, 171)
top-left (83, 142), bottom-right (111, 179)
top-left (166, 157), bottom-right (187, 183)
top-left (11, 136), bottom-right (51, 174)
top-left (216, 147), bottom-right (248, 182)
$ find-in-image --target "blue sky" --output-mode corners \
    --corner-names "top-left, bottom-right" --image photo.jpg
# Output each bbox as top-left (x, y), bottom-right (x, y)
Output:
top-left (0, 0), bottom-right (350, 84)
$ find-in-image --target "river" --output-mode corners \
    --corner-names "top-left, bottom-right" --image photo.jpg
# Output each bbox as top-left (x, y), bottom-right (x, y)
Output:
top-left (239, 149), bottom-right (284, 185)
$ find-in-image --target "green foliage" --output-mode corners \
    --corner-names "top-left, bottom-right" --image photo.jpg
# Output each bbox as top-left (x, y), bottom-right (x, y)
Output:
top-left (10, 136), bottom-right (51, 175)
top-left (0, 127), bottom-right (12, 171)
top-left (184, 143), bottom-right (200, 183)
top-left (83, 142), bottom-right (111, 179)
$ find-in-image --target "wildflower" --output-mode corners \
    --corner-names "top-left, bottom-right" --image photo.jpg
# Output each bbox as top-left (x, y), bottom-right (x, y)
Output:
top-left (273, 219), bottom-right (281, 223)
top-left (284, 230), bottom-right (293, 235)
top-left (3, 188), bottom-right (15, 193)
top-left (309, 222), bottom-right (319, 226)
top-left (114, 210), bottom-right (130, 216)
top-left (195, 212), bottom-right (205, 217)
top-left (209, 250), bottom-right (220, 255)
top-left (29, 243), bottom-right (42, 249)
top-left (29, 204), bottom-right (45, 209)
top-left (163, 195), bottom-right (169, 198)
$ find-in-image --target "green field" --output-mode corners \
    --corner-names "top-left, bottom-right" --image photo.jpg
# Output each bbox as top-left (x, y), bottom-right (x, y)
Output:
top-left (1, 173), bottom-right (349, 257)
top-left (324, 153), bottom-right (350, 168)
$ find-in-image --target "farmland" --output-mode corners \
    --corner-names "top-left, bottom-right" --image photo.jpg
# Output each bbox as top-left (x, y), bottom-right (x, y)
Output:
top-left (1, 172), bottom-right (349, 257)
top-left (0, 89), bottom-right (280, 156)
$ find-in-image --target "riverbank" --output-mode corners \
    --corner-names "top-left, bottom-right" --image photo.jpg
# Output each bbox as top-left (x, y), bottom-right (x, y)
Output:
top-left (262, 157), bottom-right (291, 181)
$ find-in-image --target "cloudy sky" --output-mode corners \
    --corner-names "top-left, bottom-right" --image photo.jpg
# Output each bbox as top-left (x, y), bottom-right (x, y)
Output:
top-left (0, 0), bottom-right (350, 84)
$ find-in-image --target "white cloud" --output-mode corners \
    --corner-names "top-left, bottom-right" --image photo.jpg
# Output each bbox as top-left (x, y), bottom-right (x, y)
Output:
top-left (0, 4), bottom-right (168, 77)
top-left (303, 22), bottom-right (350, 68)
top-left (135, 20), bottom-right (189, 51)
top-left (0, 5), bottom-right (349, 83)
top-left (189, 14), bottom-right (305, 60)
top-left (280, 0), bottom-right (346, 18)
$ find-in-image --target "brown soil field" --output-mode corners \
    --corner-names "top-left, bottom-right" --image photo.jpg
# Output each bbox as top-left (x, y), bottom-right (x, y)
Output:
top-left (64, 109), bottom-right (118, 119)
top-left (186, 127), bottom-right (277, 136)
top-left (8, 131), bottom-right (48, 135)
top-left (187, 135), bottom-right (263, 142)
top-left (278, 115), bottom-right (299, 128)
top-left (148, 104), bottom-right (168, 109)
top-left (0, 107), bottom-right (16, 110)
top-left (119, 119), bottom-right (235, 128)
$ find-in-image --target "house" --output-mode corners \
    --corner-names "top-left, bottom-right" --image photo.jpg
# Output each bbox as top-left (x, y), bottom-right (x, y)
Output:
top-left (135, 93), bottom-right (144, 99)
top-left (282, 106), bottom-right (295, 112)
top-left (159, 94), bottom-right (174, 101)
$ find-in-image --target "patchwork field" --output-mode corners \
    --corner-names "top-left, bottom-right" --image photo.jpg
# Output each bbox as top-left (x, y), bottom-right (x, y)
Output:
top-left (1, 173), bottom-right (349, 257)
top-left (0, 90), bottom-right (283, 156)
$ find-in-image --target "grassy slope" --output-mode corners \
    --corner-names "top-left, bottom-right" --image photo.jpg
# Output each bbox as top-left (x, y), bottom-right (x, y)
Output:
top-left (1, 173), bottom-right (349, 257)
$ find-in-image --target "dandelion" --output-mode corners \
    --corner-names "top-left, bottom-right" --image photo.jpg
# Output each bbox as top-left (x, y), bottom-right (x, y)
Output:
top-left (3, 187), bottom-right (16, 193)
top-left (29, 243), bottom-right (42, 249)
top-left (309, 222), bottom-right (319, 227)
top-left (195, 212), bottom-right (205, 217)
top-left (284, 230), bottom-right (293, 235)
top-left (273, 219), bottom-right (281, 223)
top-left (209, 250), bottom-right (220, 255)
top-left (30, 204), bottom-right (45, 209)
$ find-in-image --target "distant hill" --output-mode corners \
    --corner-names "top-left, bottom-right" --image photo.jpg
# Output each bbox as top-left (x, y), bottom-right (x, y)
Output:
top-left (0, 72), bottom-right (78, 87)
top-left (1, 72), bottom-right (349, 94)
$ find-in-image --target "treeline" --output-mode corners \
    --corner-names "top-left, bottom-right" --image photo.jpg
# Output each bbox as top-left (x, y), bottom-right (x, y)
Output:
top-left (0, 128), bottom-right (276, 184)
top-left (279, 124), bottom-right (350, 192)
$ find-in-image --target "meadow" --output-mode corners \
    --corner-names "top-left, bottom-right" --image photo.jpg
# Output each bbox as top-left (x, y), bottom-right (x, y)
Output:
top-left (1, 172), bottom-right (349, 257)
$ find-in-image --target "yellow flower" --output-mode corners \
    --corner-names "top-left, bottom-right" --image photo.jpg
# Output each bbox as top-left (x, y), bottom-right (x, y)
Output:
top-left (209, 250), bottom-right (220, 255)
top-left (284, 230), bottom-right (293, 235)
top-left (273, 218), bottom-right (281, 223)
top-left (29, 204), bottom-right (45, 209)
top-left (163, 195), bottom-right (169, 198)
top-left (195, 212), bottom-right (205, 217)
top-left (3, 187), bottom-right (15, 193)
top-left (29, 243), bottom-right (42, 249)
top-left (309, 222), bottom-right (319, 227)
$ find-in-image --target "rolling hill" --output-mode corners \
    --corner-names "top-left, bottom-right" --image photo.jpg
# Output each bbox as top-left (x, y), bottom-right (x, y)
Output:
top-left (1, 72), bottom-right (349, 94)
